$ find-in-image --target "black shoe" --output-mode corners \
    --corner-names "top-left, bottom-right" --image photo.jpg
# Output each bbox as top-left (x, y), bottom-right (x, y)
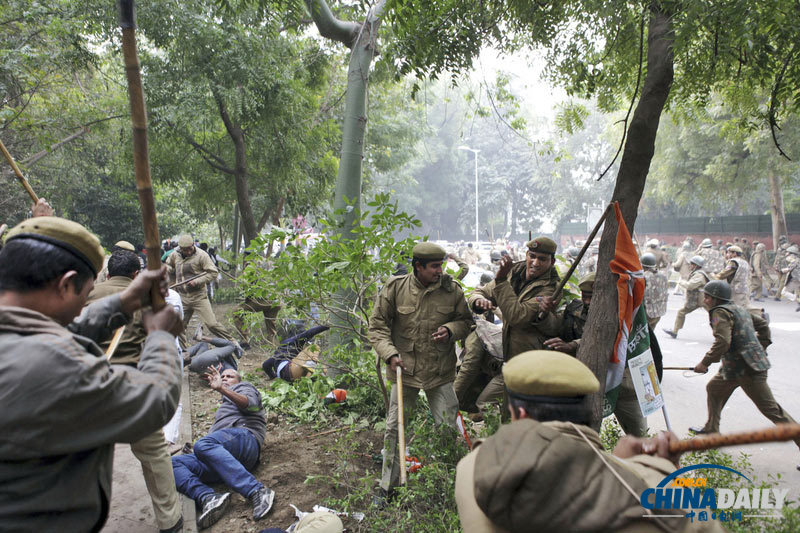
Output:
top-left (160, 516), bottom-right (183, 533)
top-left (689, 426), bottom-right (711, 435)
top-left (197, 492), bottom-right (230, 530)
top-left (372, 488), bottom-right (392, 509)
top-left (774, 297), bottom-right (782, 302)
top-left (240, 341), bottom-right (251, 351)
top-left (250, 487), bottom-right (275, 521)
top-left (662, 328), bottom-right (677, 339)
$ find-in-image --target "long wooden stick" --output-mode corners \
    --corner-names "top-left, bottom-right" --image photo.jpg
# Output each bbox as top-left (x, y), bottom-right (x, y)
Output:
top-left (663, 366), bottom-right (694, 371)
top-left (0, 138), bottom-right (39, 203)
top-left (105, 326), bottom-right (126, 360)
top-left (169, 273), bottom-right (205, 290)
top-left (119, 0), bottom-right (164, 310)
top-left (671, 424), bottom-right (800, 454)
top-left (396, 367), bottom-right (406, 485)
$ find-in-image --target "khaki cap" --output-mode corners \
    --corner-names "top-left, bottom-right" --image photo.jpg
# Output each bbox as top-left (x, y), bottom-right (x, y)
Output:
top-left (525, 236), bottom-right (557, 254)
top-left (4, 216), bottom-right (104, 274)
top-left (503, 350), bottom-right (599, 401)
top-left (412, 242), bottom-right (446, 261)
top-left (114, 240), bottom-right (135, 251)
top-left (727, 245), bottom-right (742, 254)
top-left (578, 272), bottom-right (595, 293)
top-left (295, 511), bottom-right (344, 533)
top-left (178, 234), bottom-right (194, 248)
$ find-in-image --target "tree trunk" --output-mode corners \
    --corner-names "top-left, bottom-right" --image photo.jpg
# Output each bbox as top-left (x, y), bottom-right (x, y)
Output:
top-left (232, 204), bottom-right (240, 259)
top-left (767, 172), bottom-right (788, 249)
top-left (576, 2), bottom-right (675, 431)
top-left (306, 0), bottom-right (387, 374)
top-left (213, 88), bottom-right (259, 246)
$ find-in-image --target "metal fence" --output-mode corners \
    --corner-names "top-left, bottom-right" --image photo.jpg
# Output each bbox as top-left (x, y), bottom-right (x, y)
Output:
top-left (560, 214), bottom-right (800, 235)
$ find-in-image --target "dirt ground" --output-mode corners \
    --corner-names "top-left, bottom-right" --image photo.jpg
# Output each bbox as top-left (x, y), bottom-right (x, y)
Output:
top-left (185, 304), bottom-right (382, 532)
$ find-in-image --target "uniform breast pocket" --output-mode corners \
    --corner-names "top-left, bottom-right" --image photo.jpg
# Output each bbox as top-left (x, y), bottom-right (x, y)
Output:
top-left (396, 305), bottom-right (416, 329)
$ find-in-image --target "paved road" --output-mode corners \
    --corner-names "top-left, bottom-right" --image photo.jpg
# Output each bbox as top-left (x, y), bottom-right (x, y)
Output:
top-left (646, 292), bottom-right (800, 499)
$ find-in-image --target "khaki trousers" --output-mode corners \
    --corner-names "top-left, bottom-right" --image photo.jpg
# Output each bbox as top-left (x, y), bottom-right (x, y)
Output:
top-left (381, 382), bottom-right (458, 492)
top-left (702, 371), bottom-right (800, 449)
top-left (233, 297), bottom-right (281, 344)
top-left (613, 368), bottom-right (648, 437)
top-left (178, 290), bottom-right (235, 348)
top-left (673, 303), bottom-right (701, 332)
top-left (131, 429), bottom-right (182, 529)
top-left (646, 316), bottom-right (661, 331)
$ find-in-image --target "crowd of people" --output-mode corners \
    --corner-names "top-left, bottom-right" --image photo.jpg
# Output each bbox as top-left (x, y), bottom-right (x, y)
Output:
top-left (1, 199), bottom-right (798, 532)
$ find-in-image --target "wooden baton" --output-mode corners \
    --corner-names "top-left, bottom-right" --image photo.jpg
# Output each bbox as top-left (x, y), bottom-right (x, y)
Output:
top-left (119, 0), bottom-right (164, 310)
top-left (670, 424), bottom-right (800, 454)
top-left (396, 366), bottom-right (407, 485)
top-left (105, 326), bottom-right (126, 360)
top-left (0, 137), bottom-right (39, 203)
top-left (663, 366), bottom-right (694, 371)
top-left (169, 273), bottom-right (205, 290)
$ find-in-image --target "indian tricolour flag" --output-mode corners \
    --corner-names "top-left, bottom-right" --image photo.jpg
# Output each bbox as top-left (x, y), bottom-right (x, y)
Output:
top-left (602, 202), bottom-right (647, 417)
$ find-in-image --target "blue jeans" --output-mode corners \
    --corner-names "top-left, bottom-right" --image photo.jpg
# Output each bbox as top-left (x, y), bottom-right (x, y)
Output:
top-left (172, 428), bottom-right (262, 503)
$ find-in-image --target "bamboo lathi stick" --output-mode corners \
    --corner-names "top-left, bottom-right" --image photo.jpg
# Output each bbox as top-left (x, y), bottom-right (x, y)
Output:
top-left (671, 424), bottom-right (800, 454)
top-left (119, 0), bottom-right (164, 310)
top-left (0, 138), bottom-right (39, 203)
top-left (397, 366), bottom-right (407, 485)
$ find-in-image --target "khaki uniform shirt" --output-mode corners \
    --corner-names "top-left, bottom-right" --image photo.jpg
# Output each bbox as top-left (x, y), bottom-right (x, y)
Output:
top-left (368, 273), bottom-right (472, 389)
top-left (165, 248), bottom-right (218, 296)
top-left (0, 296), bottom-right (180, 532)
top-left (469, 262), bottom-right (560, 360)
top-left (85, 276), bottom-right (146, 365)
top-left (680, 269), bottom-right (710, 309)
top-left (456, 420), bottom-right (726, 533)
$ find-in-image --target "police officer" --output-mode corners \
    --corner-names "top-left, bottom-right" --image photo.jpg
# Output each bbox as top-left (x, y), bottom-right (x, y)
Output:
top-left (663, 256), bottom-right (710, 338)
top-left (542, 272), bottom-right (594, 355)
top-left (689, 281), bottom-right (800, 462)
top-left (165, 234), bottom-right (236, 347)
top-left (454, 351), bottom-right (723, 533)
top-left (642, 253), bottom-right (668, 330)
top-left (368, 242), bottom-right (473, 504)
top-left (749, 242), bottom-right (771, 302)
top-left (715, 245), bottom-right (750, 308)
top-left (469, 236), bottom-right (559, 360)
top-left (696, 238), bottom-right (723, 275)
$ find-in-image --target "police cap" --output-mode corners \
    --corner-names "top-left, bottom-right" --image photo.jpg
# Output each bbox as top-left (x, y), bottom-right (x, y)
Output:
top-left (412, 242), bottom-right (446, 261)
top-left (503, 350), bottom-right (599, 402)
top-left (4, 216), bottom-right (104, 274)
top-left (178, 234), bottom-right (194, 248)
top-left (525, 236), bottom-right (557, 255)
top-left (578, 272), bottom-right (595, 293)
top-left (114, 240), bottom-right (135, 252)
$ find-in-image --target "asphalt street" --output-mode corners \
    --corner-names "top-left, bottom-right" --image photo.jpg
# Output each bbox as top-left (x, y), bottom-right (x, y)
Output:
top-left (646, 291), bottom-right (800, 500)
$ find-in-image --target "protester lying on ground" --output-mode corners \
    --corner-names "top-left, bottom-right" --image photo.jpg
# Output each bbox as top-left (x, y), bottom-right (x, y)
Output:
top-left (0, 214), bottom-right (182, 532)
top-left (185, 335), bottom-right (243, 374)
top-left (262, 324), bottom-right (329, 380)
top-left (172, 365), bottom-right (274, 529)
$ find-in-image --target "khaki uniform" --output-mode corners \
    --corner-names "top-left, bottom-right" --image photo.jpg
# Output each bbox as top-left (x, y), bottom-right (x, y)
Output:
top-left (697, 303), bottom-right (800, 448)
top-left (553, 299), bottom-right (588, 355)
top-left (84, 278), bottom-right (181, 529)
top-left (672, 250), bottom-right (692, 294)
top-left (368, 273), bottom-right (472, 491)
top-left (749, 245), bottom-right (772, 299)
top-left (0, 296), bottom-right (181, 531)
top-left (456, 420), bottom-right (725, 533)
top-left (671, 269), bottom-right (710, 332)
top-left (643, 269), bottom-right (669, 329)
top-left (166, 247), bottom-right (235, 346)
top-left (454, 324), bottom-right (504, 413)
top-left (716, 258), bottom-right (750, 308)
top-left (468, 262), bottom-right (560, 360)
top-left (646, 246), bottom-right (670, 272)
top-left (463, 247), bottom-right (480, 265)
top-left (774, 244), bottom-right (790, 298)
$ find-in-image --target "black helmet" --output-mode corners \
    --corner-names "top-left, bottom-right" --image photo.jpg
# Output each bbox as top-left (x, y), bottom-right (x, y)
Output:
top-left (641, 253), bottom-right (657, 268)
top-left (703, 280), bottom-right (732, 302)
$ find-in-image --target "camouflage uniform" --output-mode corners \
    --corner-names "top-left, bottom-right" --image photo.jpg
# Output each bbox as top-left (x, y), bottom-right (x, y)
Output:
top-left (696, 245), bottom-right (722, 276)
top-left (696, 303), bottom-right (800, 448)
top-left (643, 269), bottom-right (669, 329)
top-left (716, 258), bottom-right (750, 308)
top-left (557, 299), bottom-right (588, 354)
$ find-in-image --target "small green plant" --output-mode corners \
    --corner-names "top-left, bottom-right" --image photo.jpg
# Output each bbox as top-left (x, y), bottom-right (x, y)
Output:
top-left (599, 416), bottom-right (624, 451)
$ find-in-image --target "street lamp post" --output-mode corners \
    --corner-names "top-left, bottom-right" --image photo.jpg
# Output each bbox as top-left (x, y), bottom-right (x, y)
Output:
top-left (458, 145), bottom-right (480, 243)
